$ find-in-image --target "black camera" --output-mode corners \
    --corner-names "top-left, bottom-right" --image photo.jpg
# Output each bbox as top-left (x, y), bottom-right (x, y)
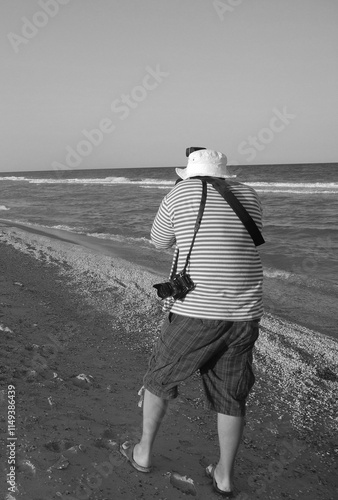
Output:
top-left (153, 271), bottom-right (195, 300)
top-left (185, 146), bottom-right (206, 157)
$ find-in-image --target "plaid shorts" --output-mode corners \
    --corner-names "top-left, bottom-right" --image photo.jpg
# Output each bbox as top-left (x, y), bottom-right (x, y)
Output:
top-left (143, 313), bottom-right (259, 416)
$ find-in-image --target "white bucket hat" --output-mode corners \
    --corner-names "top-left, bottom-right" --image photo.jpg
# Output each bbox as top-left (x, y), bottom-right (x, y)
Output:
top-left (175, 149), bottom-right (229, 180)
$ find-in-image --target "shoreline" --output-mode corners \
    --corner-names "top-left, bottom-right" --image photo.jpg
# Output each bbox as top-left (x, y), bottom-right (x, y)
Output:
top-left (0, 224), bottom-right (337, 499)
top-left (0, 218), bottom-right (172, 277)
top-left (1, 217), bottom-right (337, 340)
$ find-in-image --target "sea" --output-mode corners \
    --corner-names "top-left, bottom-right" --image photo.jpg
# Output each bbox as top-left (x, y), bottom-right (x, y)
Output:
top-left (0, 163), bottom-right (337, 314)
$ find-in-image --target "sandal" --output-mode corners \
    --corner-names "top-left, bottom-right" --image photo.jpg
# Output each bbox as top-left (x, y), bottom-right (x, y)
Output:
top-left (120, 441), bottom-right (152, 473)
top-left (206, 464), bottom-right (234, 497)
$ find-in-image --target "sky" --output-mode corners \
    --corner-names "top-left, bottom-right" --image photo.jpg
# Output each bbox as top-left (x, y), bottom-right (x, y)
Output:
top-left (1, 0), bottom-right (338, 172)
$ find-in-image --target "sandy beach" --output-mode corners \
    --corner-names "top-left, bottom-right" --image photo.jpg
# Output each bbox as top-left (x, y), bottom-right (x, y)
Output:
top-left (1, 222), bottom-right (337, 500)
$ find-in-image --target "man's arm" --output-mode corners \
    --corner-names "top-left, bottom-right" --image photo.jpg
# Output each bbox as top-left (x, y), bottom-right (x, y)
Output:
top-left (151, 197), bottom-right (176, 249)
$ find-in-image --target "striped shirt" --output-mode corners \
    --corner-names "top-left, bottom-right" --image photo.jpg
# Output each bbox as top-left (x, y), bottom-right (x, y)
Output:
top-left (151, 178), bottom-right (263, 320)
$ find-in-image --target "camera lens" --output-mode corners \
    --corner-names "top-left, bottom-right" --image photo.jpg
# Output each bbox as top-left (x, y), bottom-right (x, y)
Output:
top-left (153, 282), bottom-right (173, 299)
top-left (185, 147), bottom-right (206, 157)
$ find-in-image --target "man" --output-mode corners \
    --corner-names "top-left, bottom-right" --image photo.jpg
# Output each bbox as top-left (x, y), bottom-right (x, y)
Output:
top-left (120, 148), bottom-right (263, 497)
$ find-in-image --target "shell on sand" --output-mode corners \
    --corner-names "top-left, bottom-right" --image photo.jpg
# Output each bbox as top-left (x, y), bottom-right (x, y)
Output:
top-left (170, 472), bottom-right (197, 496)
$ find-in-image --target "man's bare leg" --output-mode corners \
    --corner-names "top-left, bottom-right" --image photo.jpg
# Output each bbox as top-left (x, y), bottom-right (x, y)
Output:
top-left (213, 414), bottom-right (245, 492)
top-left (133, 389), bottom-right (168, 468)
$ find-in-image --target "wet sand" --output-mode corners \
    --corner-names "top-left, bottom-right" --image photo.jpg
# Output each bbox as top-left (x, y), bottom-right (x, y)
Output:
top-left (0, 222), bottom-right (337, 499)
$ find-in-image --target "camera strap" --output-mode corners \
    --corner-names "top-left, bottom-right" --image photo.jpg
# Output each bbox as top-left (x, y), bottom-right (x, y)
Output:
top-left (181, 180), bottom-right (208, 274)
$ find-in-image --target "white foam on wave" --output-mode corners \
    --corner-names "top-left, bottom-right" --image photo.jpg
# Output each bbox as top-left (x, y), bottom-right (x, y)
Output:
top-left (47, 226), bottom-right (174, 257)
top-left (48, 224), bottom-right (88, 233)
top-left (0, 205), bottom-right (10, 211)
top-left (0, 218), bottom-right (174, 261)
top-left (42, 224), bottom-right (153, 247)
top-left (249, 181), bottom-right (338, 194)
top-left (256, 189), bottom-right (337, 194)
top-left (0, 218), bottom-right (154, 248)
top-left (88, 231), bottom-right (152, 246)
top-left (263, 268), bottom-right (292, 280)
top-left (263, 264), bottom-right (338, 294)
top-left (250, 182), bottom-right (338, 188)
top-left (1, 176), bottom-right (337, 193)
top-left (32, 176), bottom-right (132, 185)
top-left (140, 185), bottom-right (172, 190)
top-left (0, 176), bottom-right (27, 182)
top-left (0, 175), bottom-right (174, 187)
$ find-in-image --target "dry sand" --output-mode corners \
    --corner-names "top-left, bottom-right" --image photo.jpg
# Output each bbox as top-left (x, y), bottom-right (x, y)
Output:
top-left (0, 224), bottom-right (337, 500)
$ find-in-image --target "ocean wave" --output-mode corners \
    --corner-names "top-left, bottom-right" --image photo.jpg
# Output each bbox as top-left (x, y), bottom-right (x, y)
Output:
top-left (263, 268), bottom-right (293, 280)
top-left (140, 185), bottom-right (172, 190)
top-left (47, 224), bottom-right (89, 233)
top-left (249, 182), bottom-right (338, 194)
top-left (1, 176), bottom-right (336, 193)
top-left (256, 190), bottom-right (337, 194)
top-left (263, 222), bottom-right (338, 232)
top-left (0, 205), bottom-right (10, 211)
top-left (1, 218), bottom-right (154, 247)
top-left (250, 182), bottom-right (338, 188)
top-left (78, 230), bottom-right (173, 255)
top-left (0, 175), bottom-right (174, 187)
top-left (0, 176), bottom-right (28, 182)
top-left (58, 225), bottom-right (159, 248)
top-left (263, 266), bottom-right (338, 294)
top-left (0, 219), bottom-right (89, 237)
top-left (0, 218), bottom-right (174, 256)
top-left (87, 231), bottom-right (152, 246)
top-left (0, 174), bottom-right (236, 187)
